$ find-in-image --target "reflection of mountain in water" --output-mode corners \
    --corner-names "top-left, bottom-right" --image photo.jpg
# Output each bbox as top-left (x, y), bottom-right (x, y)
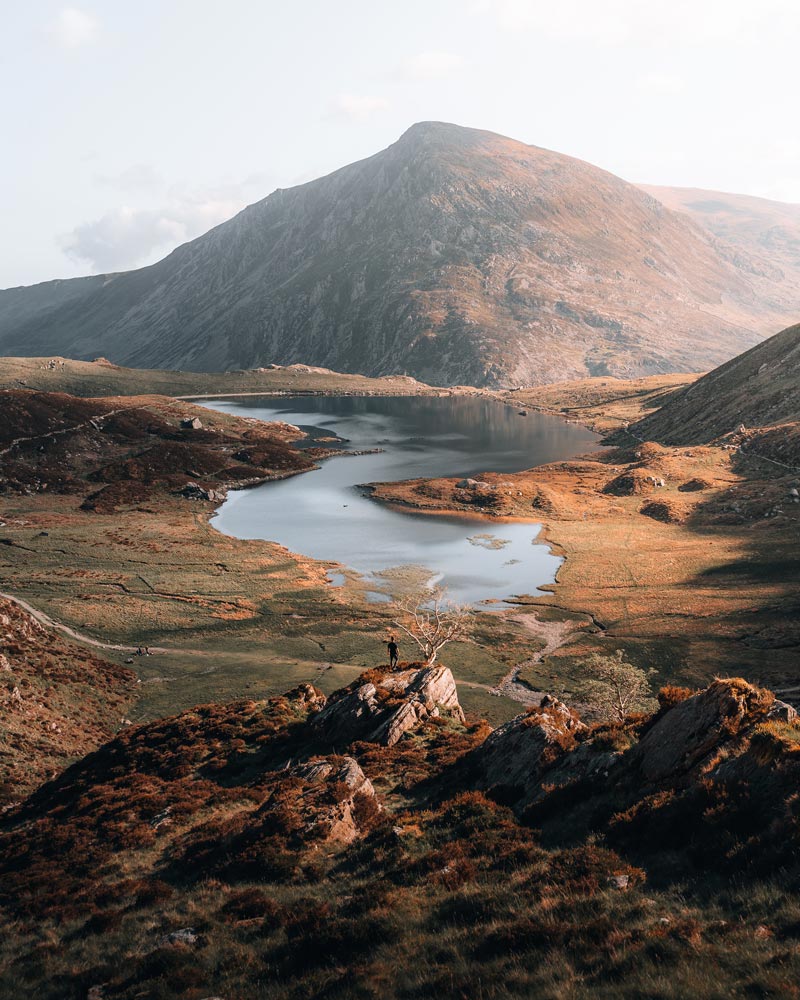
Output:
top-left (229, 394), bottom-right (598, 477)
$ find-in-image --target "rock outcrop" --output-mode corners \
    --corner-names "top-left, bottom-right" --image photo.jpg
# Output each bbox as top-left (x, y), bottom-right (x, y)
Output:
top-left (468, 694), bottom-right (586, 802)
top-left (630, 678), bottom-right (774, 783)
top-left (312, 664), bottom-right (464, 747)
top-left (258, 755), bottom-right (379, 845)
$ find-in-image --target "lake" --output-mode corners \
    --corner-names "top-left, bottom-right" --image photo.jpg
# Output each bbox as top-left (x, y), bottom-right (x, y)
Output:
top-left (199, 395), bottom-right (599, 605)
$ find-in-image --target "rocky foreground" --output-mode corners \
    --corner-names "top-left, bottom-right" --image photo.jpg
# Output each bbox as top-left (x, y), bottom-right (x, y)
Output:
top-left (2, 651), bottom-right (800, 998)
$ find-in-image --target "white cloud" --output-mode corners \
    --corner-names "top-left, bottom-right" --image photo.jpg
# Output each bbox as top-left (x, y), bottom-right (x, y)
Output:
top-left (404, 50), bottom-right (464, 80)
top-left (330, 94), bottom-right (390, 120)
top-left (60, 170), bottom-right (280, 273)
top-left (637, 72), bottom-right (686, 96)
top-left (49, 7), bottom-right (100, 48)
top-left (60, 194), bottom-right (244, 272)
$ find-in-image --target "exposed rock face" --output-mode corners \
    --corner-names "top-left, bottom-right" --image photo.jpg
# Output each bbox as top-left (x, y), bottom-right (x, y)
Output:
top-left (285, 682), bottom-right (327, 715)
top-left (259, 755), bottom-right (379, 845)
top-left (313, 664), bottom-right (464, 747)
top-left (631, 678), bottom-right (773, 783)
top-left (1, 123), bottom-right (798, 387)
top-left (469, 694), bottom-right (586, 800)
top-left (767, 699), bottom-right (797, 723)
top-left (177, 482), bottom-right (227, 502)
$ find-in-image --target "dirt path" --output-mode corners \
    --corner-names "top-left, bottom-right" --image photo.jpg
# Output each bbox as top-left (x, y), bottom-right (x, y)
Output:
top-left (0, 590), bottom-right (168, 654)
top-left (0, 401), bottom-right (177, 459)
top-left (490, 611), bottom-right (588, 706)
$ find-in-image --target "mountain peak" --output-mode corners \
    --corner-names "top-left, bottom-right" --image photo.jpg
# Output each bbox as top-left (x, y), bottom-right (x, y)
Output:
top-left (1, 125), bottom-right (799, 385)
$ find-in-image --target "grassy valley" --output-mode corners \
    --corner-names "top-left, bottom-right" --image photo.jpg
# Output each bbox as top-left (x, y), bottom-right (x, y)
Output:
top-left (0, 335), bottom-right (799, 998)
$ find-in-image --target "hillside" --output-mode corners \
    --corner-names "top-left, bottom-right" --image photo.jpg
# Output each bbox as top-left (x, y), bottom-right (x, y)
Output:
top-left (642, 184), bottom-right (800, 293)
top-left (2, 665), bottom-right (800, 998)
top-left (2, 123), bottom-right (800, 386)
top-left (0, 596), bottom-right (137, 800)
top-left (0, 355), bottom-right (435, 398)
top-left (0, 388), bottom-right (331, 511)
top-left (630, 321), bottom-right (800, 444)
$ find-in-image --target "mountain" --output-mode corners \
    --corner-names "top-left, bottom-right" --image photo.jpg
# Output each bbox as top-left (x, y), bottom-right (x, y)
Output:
top-left (630, 321), bottom-right (800, 444)
top-left (640, 185), bottom-right (800, 294)
top-left (3, 123), bottom-right (800, 386)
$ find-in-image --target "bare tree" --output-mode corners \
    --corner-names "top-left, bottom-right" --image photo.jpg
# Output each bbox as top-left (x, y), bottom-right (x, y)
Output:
top-left (392, 588), bottom-right (472, 665)
top-left (573, 649), bottom-right (657, 723)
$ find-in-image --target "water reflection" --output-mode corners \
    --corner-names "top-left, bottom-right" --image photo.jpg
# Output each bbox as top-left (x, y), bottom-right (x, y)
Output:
top-left (200, 395), bottom-right (599, 605)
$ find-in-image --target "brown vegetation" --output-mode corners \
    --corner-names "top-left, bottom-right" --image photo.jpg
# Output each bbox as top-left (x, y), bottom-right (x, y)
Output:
top-left (2, 668), bottom-right (800, 998)
top-left (0, 598), bottom-right (137, 801)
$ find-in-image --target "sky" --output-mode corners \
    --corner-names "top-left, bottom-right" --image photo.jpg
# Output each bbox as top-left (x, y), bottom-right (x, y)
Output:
top-left (1, 0), bottom-right (798, 288)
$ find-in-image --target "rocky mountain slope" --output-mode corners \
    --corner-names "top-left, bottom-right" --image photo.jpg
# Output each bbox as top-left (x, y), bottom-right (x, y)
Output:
top-left (2, 663), bottom-right (800, 998)
top-left (641, 184), bottom-right (800, 295)
top-left (630, 321), bottom-right (800, 444)
top-left (2, 123), bottom-right (800, 386)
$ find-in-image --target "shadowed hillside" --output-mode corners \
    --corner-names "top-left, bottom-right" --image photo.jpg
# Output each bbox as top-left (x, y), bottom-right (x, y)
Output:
top-left (629, 321), bottom-right (800, 444)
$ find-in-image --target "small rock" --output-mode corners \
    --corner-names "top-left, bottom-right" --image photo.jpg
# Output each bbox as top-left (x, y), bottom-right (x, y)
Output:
top-left (158, 928), bottom-right (198, 947)
top-left (181, 417), bottom-right (204, 430)
top-left (768, 700), bottom-right (797, 723)
top-left (607, 874), bottom-right (630, 890)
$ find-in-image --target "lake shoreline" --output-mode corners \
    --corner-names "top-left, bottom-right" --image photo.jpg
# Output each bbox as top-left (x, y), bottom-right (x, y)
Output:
top-left (201, 394), bottom-right (595, 606)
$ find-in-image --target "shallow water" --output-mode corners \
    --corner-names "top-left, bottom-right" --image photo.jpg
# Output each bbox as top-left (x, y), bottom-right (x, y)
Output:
top-left (199, 395), bottom-right (599, 605)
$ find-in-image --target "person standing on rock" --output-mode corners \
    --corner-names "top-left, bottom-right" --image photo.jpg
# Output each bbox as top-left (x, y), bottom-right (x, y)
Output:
top-left (387, 635), bottom-right (399, 669)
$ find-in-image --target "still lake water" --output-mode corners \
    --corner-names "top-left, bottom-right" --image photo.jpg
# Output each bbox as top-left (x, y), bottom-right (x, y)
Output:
top-left (200, 395), bottom-right (599, 605)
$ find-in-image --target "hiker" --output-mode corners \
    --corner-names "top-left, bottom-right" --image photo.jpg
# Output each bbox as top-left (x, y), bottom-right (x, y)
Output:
top-left (387, 635), bottom-right (399, 669)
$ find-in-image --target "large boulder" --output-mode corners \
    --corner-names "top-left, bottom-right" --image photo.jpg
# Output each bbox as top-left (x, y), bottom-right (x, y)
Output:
top-left (312, 664), bottom-right (464, 747)
top-left (468, 694), bottom-right (586, 802)
top-left (630, 678), bottom-right (774, 783)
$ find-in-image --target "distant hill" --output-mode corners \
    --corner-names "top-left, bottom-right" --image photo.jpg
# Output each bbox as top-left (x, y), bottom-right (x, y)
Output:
top-left (0, 273), bottom-right (112, 331)
top-left (2, 123), bottom-right (800, 386)
top-left (630, 321), bottom-right (800, 444)
top-left (640, 185), bottom-right (800, 294)
top-left (0, 355), bottom-right (434, 398)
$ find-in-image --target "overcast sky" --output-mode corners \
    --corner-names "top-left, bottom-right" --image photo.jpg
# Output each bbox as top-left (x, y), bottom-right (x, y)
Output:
top-left (2, 1), bottom-right (798, 288)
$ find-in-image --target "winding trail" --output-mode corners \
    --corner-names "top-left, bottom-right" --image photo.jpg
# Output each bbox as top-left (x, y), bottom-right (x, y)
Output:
top-left (490, 611), bottom-right (590, 706)
top-left (0, 590), bottom-right (167, 654)
top-left (0, 401), bottom-right (165, 460)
